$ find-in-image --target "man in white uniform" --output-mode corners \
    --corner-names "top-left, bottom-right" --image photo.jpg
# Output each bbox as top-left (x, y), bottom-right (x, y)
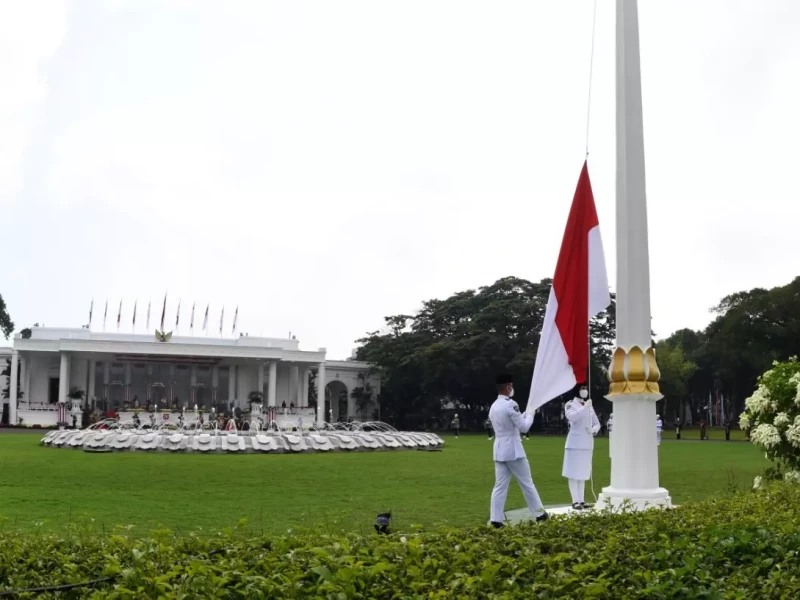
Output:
top-left (563, 385), bottom-right (600, 510)
top-left (656, 414), bottom-right (663, 446)
top-left (489, 374), bottom-right (548, 528)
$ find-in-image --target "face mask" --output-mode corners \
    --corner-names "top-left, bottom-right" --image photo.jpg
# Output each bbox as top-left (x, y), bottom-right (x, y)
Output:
top-left (508, 388), bottom-right (515, 398)
top-left (579, 390), bottom-right (588, 399)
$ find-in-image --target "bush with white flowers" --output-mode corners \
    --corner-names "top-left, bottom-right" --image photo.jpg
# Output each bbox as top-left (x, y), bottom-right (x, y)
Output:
top-left (740, 357), bottom-right (800, 480)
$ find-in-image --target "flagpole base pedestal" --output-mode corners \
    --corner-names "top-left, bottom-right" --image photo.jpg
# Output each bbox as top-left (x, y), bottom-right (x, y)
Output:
top-left (596, 487), bottom-right (672, 512)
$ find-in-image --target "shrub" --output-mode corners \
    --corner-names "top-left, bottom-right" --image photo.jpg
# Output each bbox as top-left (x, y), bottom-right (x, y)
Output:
top-left (740, 357), bottom-right (800, 480)
top-left (2, 484), bottom-right (800, 598)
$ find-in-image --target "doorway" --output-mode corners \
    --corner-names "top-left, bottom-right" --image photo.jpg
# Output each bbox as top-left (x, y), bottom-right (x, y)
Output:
top-left (49, 378), bottom-right (59, 404)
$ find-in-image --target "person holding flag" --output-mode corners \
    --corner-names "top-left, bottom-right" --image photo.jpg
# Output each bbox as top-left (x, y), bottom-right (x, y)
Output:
top-left (563, 385), bottom-right (600, 510)
top-left (488, 374), bottom-right (548, 528)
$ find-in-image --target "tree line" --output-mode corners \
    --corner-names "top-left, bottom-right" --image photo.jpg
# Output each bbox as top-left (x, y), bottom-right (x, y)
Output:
top-left (356, 276), bottom-right (800, 429)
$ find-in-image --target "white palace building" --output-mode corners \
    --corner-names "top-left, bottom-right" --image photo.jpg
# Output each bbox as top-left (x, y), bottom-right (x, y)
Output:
top-left (1, 326), bottom-right (379, 428)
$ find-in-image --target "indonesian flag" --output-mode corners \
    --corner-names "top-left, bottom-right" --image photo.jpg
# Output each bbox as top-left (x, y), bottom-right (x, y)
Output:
top-left (526, 162), bottom-right (610, 413)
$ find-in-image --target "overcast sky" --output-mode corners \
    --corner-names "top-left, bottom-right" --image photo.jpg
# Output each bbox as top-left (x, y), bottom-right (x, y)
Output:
top-left (1, 0), bottom-right (798, 358)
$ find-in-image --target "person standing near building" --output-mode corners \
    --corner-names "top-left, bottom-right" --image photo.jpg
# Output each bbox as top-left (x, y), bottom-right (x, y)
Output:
top-left (563, 385), bottom-right (600, 510)
top-left (656, 414), bottom-right (663, 446)
top-left (700, 419), bottom-right (707, 440)
top-left (489, 374), bottom-right (548, 527)
top-left (675, 416), bottom-right (682, 440)
top-left (485, 417), bottom-right (493, 440)
top-left (451, 413), bottom-right (460, 438)
top-left (724, 418), bottom-right (731, 441)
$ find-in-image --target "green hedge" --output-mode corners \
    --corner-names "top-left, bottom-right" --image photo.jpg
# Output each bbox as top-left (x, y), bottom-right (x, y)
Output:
top-left (2, 484), bottom-right (800, 598)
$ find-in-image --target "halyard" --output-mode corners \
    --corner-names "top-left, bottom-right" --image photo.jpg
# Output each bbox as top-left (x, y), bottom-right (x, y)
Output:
top-left (0, 432), bottom-right (766, 536)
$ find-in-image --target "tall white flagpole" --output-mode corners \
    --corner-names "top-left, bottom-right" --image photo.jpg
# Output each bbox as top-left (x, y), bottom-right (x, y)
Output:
top-left (597, 0), bottom-right (671, 510)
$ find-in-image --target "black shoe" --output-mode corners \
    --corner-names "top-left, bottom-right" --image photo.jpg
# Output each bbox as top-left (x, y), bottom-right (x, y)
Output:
top-left (490, 521), bottom-right (505, 529)
top-left (571, 503), bottom-right (584, 511)
top-left (535, 512), bottom-right (549, 522)
top-left (580, 502), bottom-right (593, 510)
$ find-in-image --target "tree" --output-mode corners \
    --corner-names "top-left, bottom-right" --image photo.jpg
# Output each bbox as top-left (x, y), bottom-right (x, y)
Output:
top-left (0, 294), bottom-right (13, 340)
top-left (350, 372), bottom-right (375, 417)
top-left (654, 341), bottom-right (697, 419)
top-left (357, 276), bottom-right (616, 429)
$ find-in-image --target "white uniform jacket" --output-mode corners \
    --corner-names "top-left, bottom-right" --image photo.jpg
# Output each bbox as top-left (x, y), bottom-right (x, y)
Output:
top-left (564, 399), bottom-right (600, 450)
top-left (489, 395), bottom-right (533, 462)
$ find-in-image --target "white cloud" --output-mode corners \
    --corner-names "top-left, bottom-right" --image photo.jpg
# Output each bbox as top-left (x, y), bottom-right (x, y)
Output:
top-left (1, 0), bottom-right (799, 358)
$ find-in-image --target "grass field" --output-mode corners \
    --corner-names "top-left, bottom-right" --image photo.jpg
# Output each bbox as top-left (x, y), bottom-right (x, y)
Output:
top-left (0, 432), bottom-right (766, 536)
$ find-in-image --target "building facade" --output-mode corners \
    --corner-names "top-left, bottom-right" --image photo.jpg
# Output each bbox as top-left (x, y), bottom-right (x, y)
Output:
top-left (1, 327), bottom-right (378, 427)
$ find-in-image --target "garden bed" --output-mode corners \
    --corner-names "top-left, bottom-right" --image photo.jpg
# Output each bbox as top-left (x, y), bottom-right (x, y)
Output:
top-left (2, 483), bottom-right (800, 598)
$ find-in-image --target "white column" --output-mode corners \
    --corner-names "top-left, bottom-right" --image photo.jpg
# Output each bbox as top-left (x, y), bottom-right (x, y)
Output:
top-left (228, 366), bottom-right (236, 406)
top-left (87, 360), bottom-right (96, 408)
top-left (597, 0), bottom-right (670, 511)
top-left (290, 365), bottom-right (299, 406)
top-left (9, 350), bottom-right (19, 425)
top-left (257, 363), bottom-right (265, 398)
top-left (24, 356), bottom-right (31, 403)
top-left (58, 352), bottom-right (70, 405)
top-left (316, 362), bottom-right (326, 425)
top-left (268, 361), bottom-right (277, 407)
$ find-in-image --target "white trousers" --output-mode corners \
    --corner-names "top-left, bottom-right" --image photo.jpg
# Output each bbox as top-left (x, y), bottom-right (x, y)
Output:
top-left (490, 458), bottom-right (544, 523)
top-left (568, 478), bottom-right (586, 504)
top-left (657, 431), bottom-right (662, 445)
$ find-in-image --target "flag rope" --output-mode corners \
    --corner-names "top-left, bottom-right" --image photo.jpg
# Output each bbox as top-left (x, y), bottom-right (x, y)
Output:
top-left (585, 0), bottom-right (598, 158)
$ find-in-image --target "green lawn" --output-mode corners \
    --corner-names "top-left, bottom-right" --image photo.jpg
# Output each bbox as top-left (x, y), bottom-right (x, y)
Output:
top-left (0, 432), bottom-right (766, 536)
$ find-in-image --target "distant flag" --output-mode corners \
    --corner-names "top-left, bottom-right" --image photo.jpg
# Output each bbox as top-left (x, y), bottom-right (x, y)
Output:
top-left (89, 300), bottom-right (94, 329)
top-left (176, 299), bottom-right (181, 330)
top-left (160, 294), bottom-right (167, 331)
top-left (146, 300), bottom-right (151, 330)
top-left (527, 162), bottom-right (610, 413)
top-left (202, 304), bottom-right (209, 332)
top-left (132, 299), bottom-right (138, 330)
top-left (190, 302), bottom-right (196, 334)
top-left (117, 299), bottom-right (122, 331)
top-left (219, 307), bottom-right (225, 336)
top-left (232, 306), bottom-right (239, 336)
top-left (103, 300), bottom-right (108, 331)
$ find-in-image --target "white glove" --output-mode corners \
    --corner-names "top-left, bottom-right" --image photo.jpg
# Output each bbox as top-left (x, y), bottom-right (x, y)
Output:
top-left (585, 427), bottom-right (593, 435)
top-left (584, 399), bottom-right (592, 409)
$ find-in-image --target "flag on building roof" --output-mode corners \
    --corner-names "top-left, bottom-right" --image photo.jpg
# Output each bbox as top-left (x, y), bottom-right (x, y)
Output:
top-left (232, 306), bottom-right (238, 336)
top-left (89, 299), bottom-right (94, 328)
top-left (132, 299), bottom-right (137, 328)
top-left (203, 304), bottom-right (209, 332)
top-left (146, 300), bottom-right (151, 330)
top-left (526, 162), bottom-right (610, 413)
top-left (176, 299), bottom-right (181, 329)
top-left (190, 302), bottom-right (196, 333)
top-left (160, 294), bottom-right (167, 331)
top-left (117, 299), bottom-right (122, 330)
top-left (219, 307), bottom-right (225, 336)
top-left (103, 300), bottom-right (108, 331)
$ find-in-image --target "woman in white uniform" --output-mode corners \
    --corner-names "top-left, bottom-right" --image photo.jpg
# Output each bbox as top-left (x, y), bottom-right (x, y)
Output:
top-left (563, 385), bottom-right (600, 510)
